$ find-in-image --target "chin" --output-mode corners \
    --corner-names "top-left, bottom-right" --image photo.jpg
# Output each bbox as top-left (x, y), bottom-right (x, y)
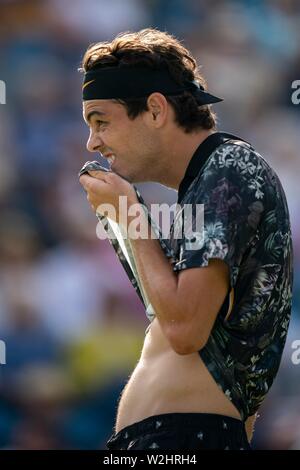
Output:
top-left (114, 167), bottom-right (132, 183)
top-left (116, 165), bottom-right (148, 184)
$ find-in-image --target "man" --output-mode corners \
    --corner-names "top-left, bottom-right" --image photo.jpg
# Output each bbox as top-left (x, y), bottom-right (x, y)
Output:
top-left (79, 29), bottom-right (293, 450)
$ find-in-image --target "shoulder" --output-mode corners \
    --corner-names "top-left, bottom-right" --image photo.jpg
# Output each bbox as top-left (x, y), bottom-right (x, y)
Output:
top-left (208, 141), bottom-right (268, 175)
top-left (190, 141), bottom-right (275, 204)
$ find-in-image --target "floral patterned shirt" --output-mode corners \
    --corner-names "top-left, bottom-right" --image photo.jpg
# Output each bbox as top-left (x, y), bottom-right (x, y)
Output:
top-left (169, 132), bottom-right (293, 420)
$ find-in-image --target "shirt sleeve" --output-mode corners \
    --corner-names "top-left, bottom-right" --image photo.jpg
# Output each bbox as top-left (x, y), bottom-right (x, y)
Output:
top-left (173, 144), bottom-right (266, 288)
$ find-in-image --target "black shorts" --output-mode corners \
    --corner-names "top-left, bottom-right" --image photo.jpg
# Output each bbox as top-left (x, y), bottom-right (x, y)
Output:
top-left (106, 413), bottom-right (252, 450)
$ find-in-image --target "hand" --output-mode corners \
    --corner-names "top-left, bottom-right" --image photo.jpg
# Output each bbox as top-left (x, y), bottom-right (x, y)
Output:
top-left (79, 169), bottom-right (139, 226)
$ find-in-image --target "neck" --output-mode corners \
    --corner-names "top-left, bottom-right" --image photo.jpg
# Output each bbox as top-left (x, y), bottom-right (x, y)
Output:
top-left (156, 127), bottom-right (216, 189)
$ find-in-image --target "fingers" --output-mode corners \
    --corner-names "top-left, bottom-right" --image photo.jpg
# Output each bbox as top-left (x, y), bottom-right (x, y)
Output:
top-left (79, 174), bottom-right (108, 213)
top-left (87, 169), bottom-right (108, 181)
top-left (79, 173), bottom-right (105, 191)
top-left (87, 170), bottom-right (121, 187)
top-left (79, 174), bottom-right (93, 190)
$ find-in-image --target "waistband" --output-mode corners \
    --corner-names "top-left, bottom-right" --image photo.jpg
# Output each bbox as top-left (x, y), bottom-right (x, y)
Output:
top-left (109, 412), bottom-right (246, 442)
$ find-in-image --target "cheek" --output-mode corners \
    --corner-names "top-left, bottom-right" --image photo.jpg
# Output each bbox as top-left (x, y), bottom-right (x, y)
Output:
top-left (113, 120), bottom-right (146, 155)
top-left (114, 131), bottom-right (136, 155)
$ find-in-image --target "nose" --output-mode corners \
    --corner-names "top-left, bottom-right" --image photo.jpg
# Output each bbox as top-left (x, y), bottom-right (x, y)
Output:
top-left (86, 129), bottom-right (104, 153)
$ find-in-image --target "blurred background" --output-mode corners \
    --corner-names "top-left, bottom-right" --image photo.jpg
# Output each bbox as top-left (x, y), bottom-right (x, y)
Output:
top-left (0, 0), bottom-right (299, 450)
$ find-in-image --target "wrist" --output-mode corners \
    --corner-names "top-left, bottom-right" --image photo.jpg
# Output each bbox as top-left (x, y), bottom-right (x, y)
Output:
top-left (126, 201), bottom-right (152, 240)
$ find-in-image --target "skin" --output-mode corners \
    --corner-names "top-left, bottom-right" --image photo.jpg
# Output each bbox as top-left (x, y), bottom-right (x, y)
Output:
top-left (82, 94), bottom-right (214, 187)
top-left (79, 93), bottom-right (257, 443)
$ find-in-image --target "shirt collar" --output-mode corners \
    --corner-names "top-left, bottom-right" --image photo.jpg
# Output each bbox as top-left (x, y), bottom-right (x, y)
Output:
top-left (177, 131), bottom-right (243, 203)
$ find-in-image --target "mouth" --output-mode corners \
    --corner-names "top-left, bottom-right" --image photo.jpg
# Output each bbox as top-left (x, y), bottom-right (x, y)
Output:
top-left (102, 153), bottom-right (116, 168)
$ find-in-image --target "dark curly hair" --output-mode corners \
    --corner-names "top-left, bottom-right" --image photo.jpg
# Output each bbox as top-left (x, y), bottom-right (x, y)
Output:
top-left (80, 28), bottom-right (217, 133)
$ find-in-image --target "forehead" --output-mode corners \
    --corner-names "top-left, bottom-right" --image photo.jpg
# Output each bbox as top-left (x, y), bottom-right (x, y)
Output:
top-left (83, 99), bottom-right (120, 122)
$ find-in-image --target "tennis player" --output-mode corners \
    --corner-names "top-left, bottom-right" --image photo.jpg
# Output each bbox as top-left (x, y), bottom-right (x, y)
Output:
top-left (79, 29), bottom-right (293, 450)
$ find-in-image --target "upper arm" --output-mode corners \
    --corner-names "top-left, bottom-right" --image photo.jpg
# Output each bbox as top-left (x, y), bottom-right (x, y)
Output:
top-left (166, 258), bottom-right (230, 355)
top-left (167, 145), bottom-right (263, 354)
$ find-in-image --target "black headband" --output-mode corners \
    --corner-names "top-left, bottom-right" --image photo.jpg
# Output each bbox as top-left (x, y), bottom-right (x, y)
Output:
top-left (82, 65), bottom-right (223, 105)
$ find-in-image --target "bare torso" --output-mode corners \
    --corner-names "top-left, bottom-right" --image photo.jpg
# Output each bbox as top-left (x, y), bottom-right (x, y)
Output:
top-left (115, 317), bottom-right (242, 433)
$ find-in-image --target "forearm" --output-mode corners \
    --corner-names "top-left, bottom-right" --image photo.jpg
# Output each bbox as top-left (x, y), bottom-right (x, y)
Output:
top-left (127, 205), bottom-right (181, 329)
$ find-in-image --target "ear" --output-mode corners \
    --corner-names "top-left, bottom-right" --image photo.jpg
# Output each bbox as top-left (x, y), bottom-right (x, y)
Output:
top-left (145, 92), bottom-right (168, 128)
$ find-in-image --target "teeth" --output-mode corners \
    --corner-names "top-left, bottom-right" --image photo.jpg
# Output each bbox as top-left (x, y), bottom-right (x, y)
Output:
top-left (107, 155), bottom-right (115, 165)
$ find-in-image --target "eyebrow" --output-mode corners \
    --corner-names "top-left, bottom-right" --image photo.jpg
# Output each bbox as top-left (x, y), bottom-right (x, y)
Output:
top-left (85, 110), bottom-right (106, 124)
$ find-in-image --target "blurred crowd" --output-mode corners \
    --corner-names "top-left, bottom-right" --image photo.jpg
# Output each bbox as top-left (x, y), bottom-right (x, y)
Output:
top-left (0, 0), bottom-right (299, 450)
